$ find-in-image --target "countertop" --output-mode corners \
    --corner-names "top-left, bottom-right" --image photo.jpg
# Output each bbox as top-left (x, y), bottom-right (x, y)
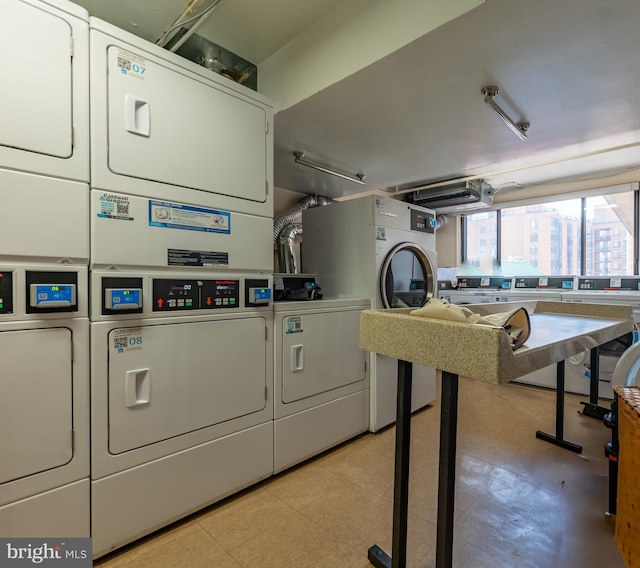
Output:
top-left (359, 300), bottom-right (632, 384)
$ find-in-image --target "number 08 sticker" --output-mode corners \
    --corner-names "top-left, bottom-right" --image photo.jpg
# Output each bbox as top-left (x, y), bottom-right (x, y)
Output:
top-left (112, 328), bottom-right (144, 353)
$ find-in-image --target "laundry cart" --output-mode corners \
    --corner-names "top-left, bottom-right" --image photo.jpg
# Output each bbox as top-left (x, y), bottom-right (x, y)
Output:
top-left (273, 298), bottom-right (370, 472)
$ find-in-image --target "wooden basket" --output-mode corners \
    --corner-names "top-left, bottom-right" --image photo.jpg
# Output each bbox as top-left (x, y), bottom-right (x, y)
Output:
top-left (615, 385), bottom-right (640, 568)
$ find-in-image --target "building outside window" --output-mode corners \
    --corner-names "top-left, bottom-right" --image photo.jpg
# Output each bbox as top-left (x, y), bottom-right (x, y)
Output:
top-left (458, 191), bottom-right (635, 276)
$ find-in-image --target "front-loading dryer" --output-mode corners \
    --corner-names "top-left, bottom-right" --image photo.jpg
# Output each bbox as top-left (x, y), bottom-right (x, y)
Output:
top-left (0, 0), bottom-right (89, 182)
top-left (89, 17), bottom-right (272, 220)
top-left (302, 195), bottom-right (438, 431)
top-left (0, 265), bottom-right (89, 537)
top-left (273, 298), bottom-right (370, 472)
top-left (90, 270), bottom-right (273, 557)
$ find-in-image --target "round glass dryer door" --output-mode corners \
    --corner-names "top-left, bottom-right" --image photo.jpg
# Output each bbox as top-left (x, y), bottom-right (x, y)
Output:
top-left (380, 243), bottom-right (436, 309)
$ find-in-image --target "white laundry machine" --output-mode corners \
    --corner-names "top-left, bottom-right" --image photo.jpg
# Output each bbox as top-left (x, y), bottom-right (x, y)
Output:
top-left (0, 0), bottom-right (90, 539)
top-left (493, 276), bottom-right (575, 390)
top-left (273, 297), bottom-right (370, 473)
top-left (0, 0), bottom-right (89, 182)
top-left (441, 276), bottom-right (508, 304)
top-left (562, 277), bottom-right (640, 400)
top-left (88, 17), bottom-right (275, 557)
top-left (0, 265), bottom-right (89, 537)
top-left (90, 270), bottom-right (273, 557)
top-left (302, 195), bottom-right (438, 432)
top-left (89, 17), bottom-right (272, 220)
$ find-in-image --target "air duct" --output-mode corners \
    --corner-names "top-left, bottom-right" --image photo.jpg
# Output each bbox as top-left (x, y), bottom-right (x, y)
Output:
top-left (273, 195), bottom-right (334, 273)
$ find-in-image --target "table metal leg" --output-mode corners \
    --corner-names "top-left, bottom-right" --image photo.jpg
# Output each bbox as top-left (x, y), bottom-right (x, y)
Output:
top-left (580, 346), bottom-right (609, 420)
top-left (368, 359), bottom-right (413, 568)
top-left (435, 371), bottom-right (459, 568)
top-left (536, 360), bottom-right (583, 453)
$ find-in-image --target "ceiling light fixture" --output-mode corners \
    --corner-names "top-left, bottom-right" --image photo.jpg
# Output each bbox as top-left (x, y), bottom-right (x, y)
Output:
top-left (293, 151), bottom-right (365, 185)
top-left (481, 85), bottom-right (530, 141)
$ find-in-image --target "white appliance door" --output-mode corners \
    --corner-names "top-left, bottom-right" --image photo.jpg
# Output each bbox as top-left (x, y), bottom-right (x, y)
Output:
top-left (380, 243), bottom-right (436, 309)
top-left (0, 1), bottom-right (72, 159)
top-left (0, 328), bottom-right (73, 484)
top-left (108, 318), bottom-right (267, 454)
top-left (103, 42), bottom-right (268, 204)
top-left (281, 309), bottom-right (366, 403)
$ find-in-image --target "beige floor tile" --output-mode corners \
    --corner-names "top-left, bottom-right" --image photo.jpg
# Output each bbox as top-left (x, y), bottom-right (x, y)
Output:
top-left (195, 487), bottom-right (299, 550)
top-left (91, 378), bottom-right (624, 568)
top-left (93, 520), bottom-right (239, 568)
top-left (264, 459), bottom-right (364, 511)
top-left (225, 511), bottom-right (371, 568)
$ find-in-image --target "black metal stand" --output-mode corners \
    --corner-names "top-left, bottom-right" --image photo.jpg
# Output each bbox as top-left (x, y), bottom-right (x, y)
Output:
top-left (604, 394), bottom-right (619, 516)
top-left (436, 371), bottom-right (458, 568)
top-left (536, 360), bottom-right (583, 453)
top-left (580, 346), bottom-right (610, 420)
top-left (368, 363), bottom-right (459, 568)
top-left (368, 359), bottom-right (413, 568)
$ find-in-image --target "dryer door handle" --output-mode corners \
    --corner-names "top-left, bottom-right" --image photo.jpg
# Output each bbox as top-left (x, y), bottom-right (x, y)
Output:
top-left (125, 368), bottom-right (151, 407)
top-left (290, 345), bottom-right (304, 372)
top-left (124, 95), bottom-right (150, 137)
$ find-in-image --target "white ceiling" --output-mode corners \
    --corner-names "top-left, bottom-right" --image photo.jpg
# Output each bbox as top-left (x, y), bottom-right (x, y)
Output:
top-left (71, 0), bottom-right (640, 205)
top-left (71, 0), bottom-right (345, 64)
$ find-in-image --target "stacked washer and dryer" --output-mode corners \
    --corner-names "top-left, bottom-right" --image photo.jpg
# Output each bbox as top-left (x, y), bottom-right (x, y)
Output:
top-left (302, 196), bottom-right (439, 432)
top-left (87, 19), bottom-right (275, 556)
top-left (0, 0), bottom-right (90, 537)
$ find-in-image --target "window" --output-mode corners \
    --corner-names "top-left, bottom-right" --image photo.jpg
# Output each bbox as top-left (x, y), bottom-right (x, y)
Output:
top-left (459, 191), bottom-right (637, 276)
top-left (499, 200), bottom-right (581, 276)
top-left (585, 192), bottom-right (634, 276)
top-left (461, 211), bottom-right (498, 274)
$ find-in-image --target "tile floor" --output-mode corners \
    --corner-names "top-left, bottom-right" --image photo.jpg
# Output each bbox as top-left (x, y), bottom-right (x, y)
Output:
top-left (94, 377), bottom-right (624, 568)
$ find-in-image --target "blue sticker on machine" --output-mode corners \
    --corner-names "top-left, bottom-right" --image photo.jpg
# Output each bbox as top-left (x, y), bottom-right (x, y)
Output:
top-left (149, 200), bottom-right (231, 234)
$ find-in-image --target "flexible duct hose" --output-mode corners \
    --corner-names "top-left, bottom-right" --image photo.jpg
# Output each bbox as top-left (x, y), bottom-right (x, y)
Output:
top-left (277, 223), bottom-right (303, 274)
top-left (273, 194), bottom-right (334, 274)
top-left (272, 195), bottom-right (333, 244)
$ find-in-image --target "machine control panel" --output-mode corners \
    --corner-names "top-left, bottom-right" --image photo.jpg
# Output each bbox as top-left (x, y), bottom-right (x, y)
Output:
top-left (577, 277), bottom-right (640, 291)
top-left (105, 288), bottom-right (143, 310)
top-left (456, 276), bottom-right (505, 290)
top-left (0, 271), bottom-right (13, 314)
top-left (26, 271), bottom-right (78, 313)
top-left (410, 208), bottom-right (437, 234)
top-left (513, 276), bottom-right (574, 290)
top-left (152, 279), bottom-right (240, 311)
